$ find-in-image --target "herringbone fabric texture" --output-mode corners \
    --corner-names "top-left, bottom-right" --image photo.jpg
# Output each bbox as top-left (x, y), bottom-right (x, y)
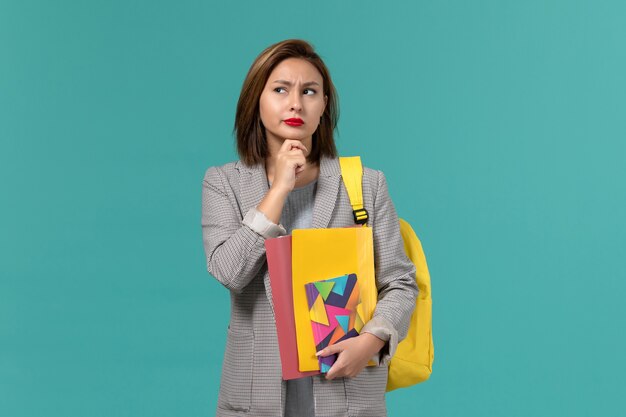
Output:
top-left (201, 156), bottom-right (418, 417)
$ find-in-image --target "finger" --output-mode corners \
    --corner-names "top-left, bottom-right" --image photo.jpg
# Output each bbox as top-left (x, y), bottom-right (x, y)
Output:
top-left (291, 144), bottom-right (308, 153)
top-left (285, 149), bottom-right (306, 157)
top-left (287, 155), bottom-right (306, 168)
top-left (281, 139), bottom-right (308, 153)
top-left (289, 142), bottom-right (308, 152)
top-left (325, 359), bottom-right (345, 380)
top-left (295, 161), bottom-right (306, 174)
top-left (280, 138), bottom-right (305, 148)
top-left (277, 151), bottom-right (305, 165)
top-left (316, 343), bottom-right (342, 358)
top-left (286, 158), bottom-right (306, 173)
top-left (278, 154), bottom-right (305, 167)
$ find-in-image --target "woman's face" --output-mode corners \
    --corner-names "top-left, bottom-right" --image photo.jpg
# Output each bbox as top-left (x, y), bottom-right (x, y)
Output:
top-left (259, 58), bottom-right (328, 146)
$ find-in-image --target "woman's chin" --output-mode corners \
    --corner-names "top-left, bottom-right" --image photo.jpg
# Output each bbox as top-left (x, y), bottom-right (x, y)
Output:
top-left (280, 133), bottom-right (309, 142)
top-left (267, 127), bottom-right (313, 143)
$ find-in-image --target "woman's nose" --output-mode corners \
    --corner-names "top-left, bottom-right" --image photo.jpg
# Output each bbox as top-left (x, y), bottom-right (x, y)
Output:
top-left (289, 95), bottom-right (303, 112)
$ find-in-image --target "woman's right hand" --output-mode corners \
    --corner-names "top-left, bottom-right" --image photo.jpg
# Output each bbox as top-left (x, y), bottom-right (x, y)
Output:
top-left (270, 139), bottom-right (308, 194)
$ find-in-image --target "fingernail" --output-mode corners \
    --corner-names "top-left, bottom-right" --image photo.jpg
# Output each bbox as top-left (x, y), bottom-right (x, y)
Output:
top-left (315, 350), bottom-right (322, 356)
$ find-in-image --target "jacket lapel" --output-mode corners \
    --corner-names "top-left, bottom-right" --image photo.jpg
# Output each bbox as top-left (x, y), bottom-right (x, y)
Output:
top-left (311, 156), bottom-right (342, 229)
top-left (235, 160), bottom-right (269, 216)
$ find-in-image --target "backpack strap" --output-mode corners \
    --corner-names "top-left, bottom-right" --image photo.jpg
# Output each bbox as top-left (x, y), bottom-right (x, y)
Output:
top-left (339, 156), bottom-right (369, 225)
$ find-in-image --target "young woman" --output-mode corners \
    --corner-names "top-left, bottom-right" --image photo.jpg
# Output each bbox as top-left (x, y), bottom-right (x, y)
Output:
top-left (201, 39), bottom-right (418, 417)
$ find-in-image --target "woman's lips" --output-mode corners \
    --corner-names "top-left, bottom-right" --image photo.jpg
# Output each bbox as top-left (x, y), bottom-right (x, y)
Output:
top-left (284, 118), bottom-right (304, 127)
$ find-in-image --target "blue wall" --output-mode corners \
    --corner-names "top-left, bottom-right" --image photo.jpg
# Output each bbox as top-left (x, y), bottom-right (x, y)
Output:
top-left (1, 1), bottom-right (624, 415)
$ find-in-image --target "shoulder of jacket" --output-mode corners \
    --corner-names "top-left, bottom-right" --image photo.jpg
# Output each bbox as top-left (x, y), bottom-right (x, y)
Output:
top-left (202, 160), bottom-right (241, 191)
top-left (362, 165), bottom-right (384, 187)
top-left (362, 165), bottom-right (381, 178)
top-left (203, 160), bottom-right (239, 177)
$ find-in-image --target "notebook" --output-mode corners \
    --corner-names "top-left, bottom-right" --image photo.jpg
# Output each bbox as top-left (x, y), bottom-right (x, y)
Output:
top-left (304, 273), bottom-right (365, 373)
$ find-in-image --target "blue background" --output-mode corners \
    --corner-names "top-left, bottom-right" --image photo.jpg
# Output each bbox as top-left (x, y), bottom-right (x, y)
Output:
top-left (1, 0), bottom-right (625, 415)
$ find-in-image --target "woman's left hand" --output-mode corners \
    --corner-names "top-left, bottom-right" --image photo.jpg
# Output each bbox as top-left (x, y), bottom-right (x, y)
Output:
top-left (317, 333), bottom-right (386, 380)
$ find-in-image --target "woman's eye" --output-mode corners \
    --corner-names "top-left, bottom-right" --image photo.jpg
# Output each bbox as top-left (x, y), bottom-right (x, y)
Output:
top-left (273, 87), bottom-right (316, 95)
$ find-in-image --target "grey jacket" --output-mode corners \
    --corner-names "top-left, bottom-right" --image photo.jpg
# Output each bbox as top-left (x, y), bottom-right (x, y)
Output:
top-left (201, 156), bottom-right (418, 417)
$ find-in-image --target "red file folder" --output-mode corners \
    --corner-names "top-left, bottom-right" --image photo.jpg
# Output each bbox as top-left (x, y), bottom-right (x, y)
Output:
top-left (265, 235), bottom-right (320, 380)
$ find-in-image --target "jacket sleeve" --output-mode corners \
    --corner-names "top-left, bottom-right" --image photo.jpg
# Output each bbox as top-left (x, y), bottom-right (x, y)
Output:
top-left (361, 170), bottom-right (419, 365)
top-left (201, 166), bottom-right (284, 294)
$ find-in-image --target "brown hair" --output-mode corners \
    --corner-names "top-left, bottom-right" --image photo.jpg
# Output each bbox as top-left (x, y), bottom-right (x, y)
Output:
top-left (234, 39), bottom-right (339, 166)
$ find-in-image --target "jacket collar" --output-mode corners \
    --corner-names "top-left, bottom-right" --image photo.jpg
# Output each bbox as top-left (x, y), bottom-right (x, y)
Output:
top-left (235, 155), bottom-right (342, 229)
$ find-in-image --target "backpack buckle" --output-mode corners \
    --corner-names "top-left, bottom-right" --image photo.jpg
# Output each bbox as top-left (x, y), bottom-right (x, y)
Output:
top-left (353, 208), bottom-right (369, 225)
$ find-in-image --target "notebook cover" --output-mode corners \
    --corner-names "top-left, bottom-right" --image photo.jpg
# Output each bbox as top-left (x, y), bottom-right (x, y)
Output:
top-left (304, 273), bottom-right (364, 373)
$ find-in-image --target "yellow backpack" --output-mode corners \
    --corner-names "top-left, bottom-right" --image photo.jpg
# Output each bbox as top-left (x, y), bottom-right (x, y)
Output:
top-left (339, 156), bottom-right (434, 391)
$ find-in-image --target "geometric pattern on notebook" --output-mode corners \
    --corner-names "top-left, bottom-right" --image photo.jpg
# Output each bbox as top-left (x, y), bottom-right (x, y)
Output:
top-left (304, 273), bottom-right (362, 373)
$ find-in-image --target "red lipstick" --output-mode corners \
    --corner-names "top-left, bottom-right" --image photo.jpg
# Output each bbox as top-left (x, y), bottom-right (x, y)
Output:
top-left (284, 118), bottom-right (304, 127)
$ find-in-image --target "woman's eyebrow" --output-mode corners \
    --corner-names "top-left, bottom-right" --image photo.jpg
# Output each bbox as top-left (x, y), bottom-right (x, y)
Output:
top-left (272, 79), bottom-right (320, 87)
